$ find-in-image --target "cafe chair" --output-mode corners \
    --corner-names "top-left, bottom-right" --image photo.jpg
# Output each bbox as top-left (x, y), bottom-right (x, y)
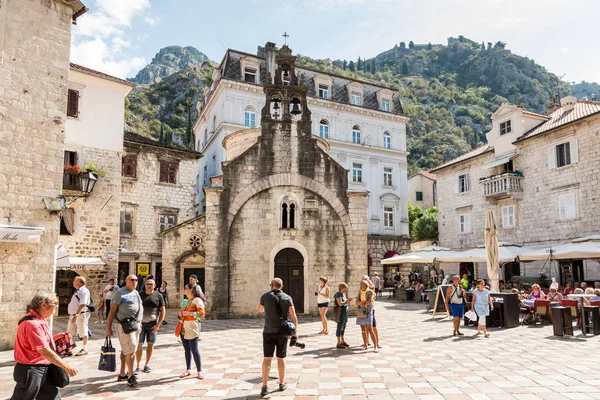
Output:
top-left (533, 300), bottom-right (551, 324)
top-left (590, 300), bottom-right (600, 307)
top-left (560, 299), bottom-right (581, 327)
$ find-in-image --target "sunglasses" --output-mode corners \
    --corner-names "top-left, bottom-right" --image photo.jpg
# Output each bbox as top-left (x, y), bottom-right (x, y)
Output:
top-left (128, 278), bottom-right (138, 282)
top-left (145, 283), bottom-right (154, 286)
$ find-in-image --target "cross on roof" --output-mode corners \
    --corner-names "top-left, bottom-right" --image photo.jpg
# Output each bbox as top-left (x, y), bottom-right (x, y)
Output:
top-left (282, 32), bottom-right (289, 45)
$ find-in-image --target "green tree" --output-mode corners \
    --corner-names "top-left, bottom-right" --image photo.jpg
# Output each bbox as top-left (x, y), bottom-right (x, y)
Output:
top-left (481, 41), bottom-right (485, 51)
top-left (399, 42), bottom-right (406, 49)
top-left (411, 206), bottom-right (438, 240)
top-left (348, 60), bottom-right (355, 72)
top-left (409, 41), bottom-right (414, 49)
top-left (159, 122), bottom-right (164, 143)
top-left (401, 60), bottom-right (409, 75)
top-left (357, 57), bottom-right (363, 71)
top-left (408, 201), bottom-right (423, 231)
top-left (427, 42), bottom-right (432, 50)
top-left (494, 41), bottom-right (506, 49)
top-left (343, 60), bottom-right (347, 70)
top-left (371, 58), bottom-right (376, 73)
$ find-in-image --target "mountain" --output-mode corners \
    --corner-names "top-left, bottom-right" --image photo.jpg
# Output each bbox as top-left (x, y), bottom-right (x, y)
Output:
top-left (125, 39), bottom-right (593, 169)
top-left (131, 46), bottom-right (211, 84)
top-left (570, 81), bottom-right (600, 100)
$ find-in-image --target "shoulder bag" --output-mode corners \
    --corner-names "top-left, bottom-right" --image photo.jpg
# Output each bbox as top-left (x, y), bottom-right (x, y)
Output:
top-left (274, 293), bottom-right (296, 336)
top-left (331, 298), bottom-right (342, 323)
top-left (116, 291), bottom-right (141, 334)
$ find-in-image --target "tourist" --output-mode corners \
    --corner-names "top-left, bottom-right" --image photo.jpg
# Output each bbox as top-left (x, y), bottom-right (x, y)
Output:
top-left (103, 278), bottom-right (119, 322)
top-left (189, 275), bottom-right (207, 304)
top-left (356, 280), bottom-right (378, 352)
top-left (563, 282), bottom-right (575, 296)
top-left (67, 276), bottom-right (91, 356)
top-left (179, 283), bottom-right (205, 380)
top-left (393, 271), bottom-right (401, 287)
top-left (442, 275), bottom-right (450, 285)
top-left (414, 280), bottom-right (425, 303)
top-left (527, 284), bottom-right (546, 300)
top-left (315, 277), bottom-right (330, 335)
top-left (589, 289), bottom-right (600, 302)
top-left (471, 279), bottom-right (493, 337)
top-left (595, 282), bottom-right (600, 289)
top-left (445, 275), bottom-right (465, 336)
top-left (549, 277), bottom-right (559, 290)
top-left (158, 281), bottom-right (169, 324)
top-left (95, 292), bottom-right (105, 324)
top-left (361, 275), bottom-right (381, 349)
top-left (581, 282), bottom-right (588, 290)
top-left (106, 275), bottom-right (143, 387)
top-left (135, 279), bottom-right (166, 374)
top-left (258, 278), bottom-right (298, 397)
top-left (547, 287), bottom-right (563, 303)
top-left (439, 269), bottom-right (445, 284)
top-left (499, 280), bottom-right (506, 291)
top-left (461, 274), bottom-right (469, 289)
top-left (11, 292), bottom-right (78, 400)
top-left (371, 272), bottom-right (382, 296)
top-left (334, 283), bottom-right (352, 348)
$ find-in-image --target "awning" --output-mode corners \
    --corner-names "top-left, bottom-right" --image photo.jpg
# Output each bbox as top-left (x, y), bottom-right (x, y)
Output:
top-left (483, 154), bottom-right (516, 169)
top-left (56, 244), bottom-right (70, 268)
top-left (518, 241), bottom-right (600, 262)
top-left (0, 224), bottom-right (44, 244)
top-left (381, 250), bottom-right (455, 265)
top-left (58, 257), bottom-right (106, 270)
top-left (436, 246), bottom-right (525, 263)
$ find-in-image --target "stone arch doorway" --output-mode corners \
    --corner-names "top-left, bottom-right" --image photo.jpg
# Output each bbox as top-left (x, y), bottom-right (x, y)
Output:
top-left (274, 248), bottom-right (305, 313)
top-left (178, 252), bottom-right (206, 298)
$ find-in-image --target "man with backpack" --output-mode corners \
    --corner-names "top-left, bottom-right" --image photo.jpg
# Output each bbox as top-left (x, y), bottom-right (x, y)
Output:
top-left (67, 276), bottom-right (91, 356)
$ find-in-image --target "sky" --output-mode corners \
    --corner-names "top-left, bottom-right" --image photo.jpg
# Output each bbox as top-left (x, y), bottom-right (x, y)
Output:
top-left (71, 0), bottom-right (600, 84)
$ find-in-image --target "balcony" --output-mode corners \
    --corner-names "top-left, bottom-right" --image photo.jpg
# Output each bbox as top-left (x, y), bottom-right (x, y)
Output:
top-left (480, 172), bottom-right (523, 201)
top-left (62, 169), bottom-right (80, 191)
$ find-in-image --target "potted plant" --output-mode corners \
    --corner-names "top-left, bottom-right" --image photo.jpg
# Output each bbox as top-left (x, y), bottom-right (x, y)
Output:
top-left (82, 162), bottom-right (107, 178)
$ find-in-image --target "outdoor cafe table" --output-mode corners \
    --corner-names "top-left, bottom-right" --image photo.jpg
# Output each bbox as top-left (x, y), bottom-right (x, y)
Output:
top-left (567, 294), bottom-right (595, 336)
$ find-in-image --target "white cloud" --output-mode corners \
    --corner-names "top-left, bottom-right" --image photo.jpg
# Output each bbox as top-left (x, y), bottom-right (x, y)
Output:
top-left (71, 0), bottom-right (151, 78)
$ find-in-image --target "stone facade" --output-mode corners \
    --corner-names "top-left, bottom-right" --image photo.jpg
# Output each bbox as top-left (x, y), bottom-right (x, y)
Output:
top-left (0, 0), bottom-right (85, 350)
top-left (367, 236), bottom-right (411, 279)
top-left (433, 99), bottom-right (600, 283)
top-left (163, 45), bottom-right (369, 316)
top-left (407, 171), bottom-right (436, 210)
top-left (119, 133), bottom-right (200, 287)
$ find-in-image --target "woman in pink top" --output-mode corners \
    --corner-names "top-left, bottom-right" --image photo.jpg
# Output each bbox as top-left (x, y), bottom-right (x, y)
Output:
top-left (527, 284), bottom-right (546, 300)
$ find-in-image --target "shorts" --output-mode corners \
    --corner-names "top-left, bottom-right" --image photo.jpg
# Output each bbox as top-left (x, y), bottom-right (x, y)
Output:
top-left (263, 333), bottom-right (288, 359)
top-left (67, 312), bottom-right (90, 338)
top-left (116, 322), bottom-right (140, 356)
top-left (372, 309), bottom-right (377, 328)
top-left (139, 321), bottom-right (158, 344)
top-left (450, 303), bottom-right (465, 318)
top-left (317, 302), bottom-right (329, 308)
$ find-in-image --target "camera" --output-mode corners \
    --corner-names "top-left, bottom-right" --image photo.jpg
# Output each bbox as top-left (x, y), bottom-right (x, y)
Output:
top-left (289, 336), bottom-right (305, 349)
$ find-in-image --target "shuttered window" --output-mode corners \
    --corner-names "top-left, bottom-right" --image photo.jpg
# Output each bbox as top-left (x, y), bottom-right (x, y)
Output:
top-left (120, 212), bottom-right (133, 235)
top-left (67, 89), bottom-right (79, 117)
top-left (558, 193), bottom-right (577, 221)
top-left (159, 161), bottom-right (178, 184)
top-left (502, 205), bottom-right (515, 228)
top-left (158, 214), bottom-right (177, 232)
top-left (459, 213), bottom-right (471, 233)
top-left (122, 155), bottom-right (136, 178)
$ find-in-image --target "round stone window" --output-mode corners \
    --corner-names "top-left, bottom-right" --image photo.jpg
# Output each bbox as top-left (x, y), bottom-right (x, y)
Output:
top-left (189, 235), bottom-right (202, 248)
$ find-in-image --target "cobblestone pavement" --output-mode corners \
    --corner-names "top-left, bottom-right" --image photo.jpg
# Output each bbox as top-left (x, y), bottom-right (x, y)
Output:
top-left (2, 300), bottom-right (600, 399)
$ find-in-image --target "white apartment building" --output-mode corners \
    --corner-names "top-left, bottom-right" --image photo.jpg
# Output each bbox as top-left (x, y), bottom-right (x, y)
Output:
top-left (193, 43), bottom-right (411, 273)
top-left (57, 63), bottom-right (134, 314)
top-left (432, 96), bottom-right (600, 284)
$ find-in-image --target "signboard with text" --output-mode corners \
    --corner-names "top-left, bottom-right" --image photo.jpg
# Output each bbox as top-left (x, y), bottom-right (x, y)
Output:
top-left (137, 263), bottom-right (150, 277)
top-left (0, 226), bottom-right (43, 244)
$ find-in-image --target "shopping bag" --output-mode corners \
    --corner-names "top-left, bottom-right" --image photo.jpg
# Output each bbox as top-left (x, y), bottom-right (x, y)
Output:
top-left (53, 332), bottom-right (76, 356)
top-left (98, 336), bottom-right (117, 372)
top-left (356, 306), bottom-right (368, 319)
top-left (465, 310), bottom-right (477, 321)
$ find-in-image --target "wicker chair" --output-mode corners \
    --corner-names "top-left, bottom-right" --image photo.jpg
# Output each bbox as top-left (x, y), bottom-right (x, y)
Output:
top-left (560, 299), bottom-right (580, 327)
top-left (533, 300), bottom-right (551, 324)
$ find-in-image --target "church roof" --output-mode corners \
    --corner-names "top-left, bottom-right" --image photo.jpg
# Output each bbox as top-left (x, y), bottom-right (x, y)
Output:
top-left (220, 49), bottom-right (405, 116)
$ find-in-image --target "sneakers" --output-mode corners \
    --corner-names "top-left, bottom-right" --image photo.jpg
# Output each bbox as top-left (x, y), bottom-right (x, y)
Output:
top-left (127, 375), bottom-right (138, 386)
top-left (279, 383), bottom-right (287, 392)
top-left (341, 342), bottom-right (350, 348)
top-left (336, 343), bottom-right (345, 349)
top-left (75, 349), bottom-right (88, 356)
top-left (142, 366), bottom-right (152, 373)
top-left (134, 367), bottom-right (140, 375)
top-left (117, 374), bottom-right (128, 382)
top-left (260, 385), bottom-right (268, 397)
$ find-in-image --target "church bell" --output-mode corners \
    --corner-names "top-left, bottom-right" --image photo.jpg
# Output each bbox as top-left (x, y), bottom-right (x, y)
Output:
top-left (290, 99), bottom-right (301, 115)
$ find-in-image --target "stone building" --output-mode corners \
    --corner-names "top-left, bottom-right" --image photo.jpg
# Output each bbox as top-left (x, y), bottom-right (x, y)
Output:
top-left (0, 0), bottom-right (87, 349)
top-left (407, 170), bottom-right (437, 209)
top-left (119, 132), bottom-right (200, 292)
top-left (194, 42), bottom-right (410, 282)
top-left (55, 63), bottom-right (134, 314)
top-left (432, 97), bottom-right (600, 284)
top-left (161, 44), bottom-right (369, 316)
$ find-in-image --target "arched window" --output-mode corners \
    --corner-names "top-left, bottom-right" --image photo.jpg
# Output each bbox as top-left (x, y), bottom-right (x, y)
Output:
top-left (281, 204), bottom-right (288, 229)
top-left (244, 106), bottom-right (256, 127)
top-left (319, 119), bottom-right (329, 139)
top-left (383, 131), bottom-right (391, 149)
top-left (352, 125), bottom-right (361, 144)
top-left (289, 203), bottom-right (296, 229)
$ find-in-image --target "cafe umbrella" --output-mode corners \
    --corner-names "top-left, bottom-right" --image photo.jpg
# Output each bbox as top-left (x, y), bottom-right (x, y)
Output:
top-left (485, 209), bottom-right (500, 292)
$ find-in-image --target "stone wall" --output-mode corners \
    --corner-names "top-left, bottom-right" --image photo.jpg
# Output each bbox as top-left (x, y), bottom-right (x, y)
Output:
top-left (0, 0), bottom-right (74, 349)
top-left (367, 236), bottom-right (411, 278)
top-left (120, 143), bottom-right (198, 274)
top-left (59, 145), bottom-right (121, 303)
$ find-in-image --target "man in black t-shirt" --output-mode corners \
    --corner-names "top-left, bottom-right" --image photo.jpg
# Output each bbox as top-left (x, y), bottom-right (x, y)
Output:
top-left (135, 279), bottom-right (165, 374)
top-left (258, 278), bottom-right (298, 397)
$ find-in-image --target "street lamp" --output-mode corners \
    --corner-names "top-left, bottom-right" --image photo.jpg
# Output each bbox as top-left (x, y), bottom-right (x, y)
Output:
top-left (79, 171), bottom-right (97, 195)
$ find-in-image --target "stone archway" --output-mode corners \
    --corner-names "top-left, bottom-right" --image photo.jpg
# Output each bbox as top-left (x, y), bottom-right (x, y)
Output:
top-left (269, 240), bottom-right (309, 314)
top-left (177, 252), bottom-right (206, 298)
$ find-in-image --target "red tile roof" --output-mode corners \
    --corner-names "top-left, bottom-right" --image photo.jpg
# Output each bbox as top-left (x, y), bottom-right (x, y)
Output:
top-left (70, 63), bottom-right (135, 87)
top-left (516, 100), bottom-right (600, 142)
top-left (409, 170), bottom-right (437, 181)
top-left (430, 145), bottom-right (494, 172)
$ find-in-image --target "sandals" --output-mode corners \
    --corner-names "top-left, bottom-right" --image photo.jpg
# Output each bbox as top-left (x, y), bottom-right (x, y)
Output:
top-left (318, 330), bottom-right (329, 335)
top-left (484, 333), bottom-right (490, 338)
top-left (179, 371), bottom-right (191, 378)
top-left (361, 344), bottom-right (368, 350)
top-left (197, 372), bottom-right (205, 380)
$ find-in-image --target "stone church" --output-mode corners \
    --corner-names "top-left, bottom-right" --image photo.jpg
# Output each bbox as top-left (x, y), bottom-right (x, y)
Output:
top-left (159, 44), bottom-right (368, 316)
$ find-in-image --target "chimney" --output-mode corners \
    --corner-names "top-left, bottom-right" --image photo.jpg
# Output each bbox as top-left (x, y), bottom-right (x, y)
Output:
top-left (560, 95), bottom-right (577, 111)
top-left (546, 94), bottom-right (561, 114)
top-left (264, 42), bottom-right (277, 85)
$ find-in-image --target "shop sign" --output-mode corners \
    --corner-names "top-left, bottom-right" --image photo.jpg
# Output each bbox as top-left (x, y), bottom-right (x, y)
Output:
top-left (0, 226), bottom-right (43, 244)
top-left (60, 265), bottom-right (87, 270)
top-left (137, 262), bottom-right (150, 276)
top-left (104, 251), bottom-right (116, 260)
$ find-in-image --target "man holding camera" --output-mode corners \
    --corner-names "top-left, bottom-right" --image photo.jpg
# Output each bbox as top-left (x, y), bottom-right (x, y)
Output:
top-left (258, 278), bottom-right (298, 398)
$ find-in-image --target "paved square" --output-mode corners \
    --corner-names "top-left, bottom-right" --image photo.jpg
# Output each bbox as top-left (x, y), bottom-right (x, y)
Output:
top-left (1, 300), bottom-right (599, 399)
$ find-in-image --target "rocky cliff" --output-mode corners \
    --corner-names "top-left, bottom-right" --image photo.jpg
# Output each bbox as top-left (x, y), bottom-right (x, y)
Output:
top-left (131, 45), bottom-right (210, 84)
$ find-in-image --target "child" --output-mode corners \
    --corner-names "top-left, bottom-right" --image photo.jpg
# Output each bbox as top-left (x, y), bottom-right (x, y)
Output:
top-left (95, 292), bottom-right (105, 323)
top-left (471, 279), bottom-right (493, 337)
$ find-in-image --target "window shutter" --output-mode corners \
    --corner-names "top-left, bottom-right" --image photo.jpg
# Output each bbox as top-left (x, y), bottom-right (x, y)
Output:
top-left (567, 193), bottom-right (576, 219)
top-left (465, 173), bottom-right (470, 192)
top-left (569, 138), bottom-right (579, 163)
top-left (454, 176), bottom-right (459, 194)
top-left (67, 89), bottom-right (79, 117)
top-left (548, 146), bottom-right (556, 169)
top-left (502, 207), bottom-right (508, 227)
